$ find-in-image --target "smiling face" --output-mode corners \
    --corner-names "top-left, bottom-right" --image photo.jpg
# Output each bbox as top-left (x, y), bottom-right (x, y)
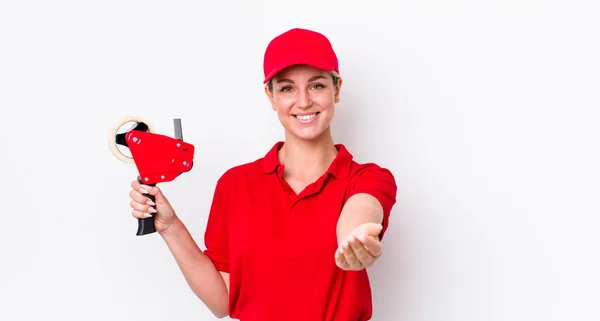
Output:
top-left (265, 64), bottom-right (342, 142)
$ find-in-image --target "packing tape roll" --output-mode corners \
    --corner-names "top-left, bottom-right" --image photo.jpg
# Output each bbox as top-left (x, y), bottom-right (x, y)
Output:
top-left (108, 115), bottom-right (156, 163)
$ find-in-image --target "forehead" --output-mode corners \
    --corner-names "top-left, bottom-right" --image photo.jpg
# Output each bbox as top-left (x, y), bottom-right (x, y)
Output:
top-left (273, 64), bottom-right (329, 80)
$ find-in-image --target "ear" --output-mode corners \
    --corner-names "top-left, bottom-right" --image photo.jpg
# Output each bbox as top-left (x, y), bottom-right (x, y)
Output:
top-left (264, 84), bottom-right (276, 110)
top-left (334, 78), bottom-right (342, 103)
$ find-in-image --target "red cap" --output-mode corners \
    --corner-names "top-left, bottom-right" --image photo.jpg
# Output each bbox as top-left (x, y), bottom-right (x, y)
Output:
top-left (263, 28), bottom-right (339, 84)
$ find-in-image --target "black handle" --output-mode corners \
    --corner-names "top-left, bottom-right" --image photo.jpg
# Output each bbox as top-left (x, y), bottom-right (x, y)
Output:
top-left (137, 178), bottom-right (157, 236)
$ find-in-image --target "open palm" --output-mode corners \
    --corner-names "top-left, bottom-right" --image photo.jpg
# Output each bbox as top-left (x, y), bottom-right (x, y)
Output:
top-left (334, 222), bottom-right (383, 271)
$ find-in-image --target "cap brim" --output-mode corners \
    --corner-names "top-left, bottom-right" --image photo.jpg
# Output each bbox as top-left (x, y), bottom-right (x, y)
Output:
top-left (263, 59), bottom-right (337, 83)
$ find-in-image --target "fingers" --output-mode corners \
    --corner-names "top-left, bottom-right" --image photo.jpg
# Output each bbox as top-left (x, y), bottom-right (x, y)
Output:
top-left (132, 181), bottom-right (168, 204)
top-left (335, 236), bottom-right (366, 270)
top-left (131, 180), bottom-right (153, 195)
top-left (348, 236), bottom-right (372, 266)
top-left (129, 188), bottom-right (156, 206)
top-left (335, 241), bottom-right (354, 270)
top-left (335, 233), bottom-right (383, 271)
top-left (130, 180), bottom-right (162, 201)
top-left (129, 198), bottom-right (156, 213)
top-left (363, 223), bottom-right (383, 237)
top-left (132, 209), bottom-right (153, 219)
top-left (357, 233), bottom-right (383, 258)
top-left (130, 179), bottom-right (141, 190)
top-left (335, 251), bottom-right (346, 268)
top-left (129, 180), bottom-right (158, 219)
top-left (130, 197), bottom-right (156, 217)
top-left (343, 236), bottom-right (364, 269)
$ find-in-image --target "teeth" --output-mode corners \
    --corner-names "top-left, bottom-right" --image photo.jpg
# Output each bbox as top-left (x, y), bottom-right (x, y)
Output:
top-left (296, 114), bottom-right (316, 121)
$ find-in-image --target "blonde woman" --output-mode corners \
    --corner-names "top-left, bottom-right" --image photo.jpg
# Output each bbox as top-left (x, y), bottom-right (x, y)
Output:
top-left (128, 28), bottom-right (397, 321)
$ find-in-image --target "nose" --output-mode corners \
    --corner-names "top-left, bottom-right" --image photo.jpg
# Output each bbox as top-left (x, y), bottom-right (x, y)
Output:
top-left (296, 88), bottom-right (312, 109)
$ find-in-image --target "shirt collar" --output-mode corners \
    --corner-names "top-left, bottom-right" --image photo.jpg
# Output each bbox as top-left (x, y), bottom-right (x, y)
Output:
top-left (260, 141), bottom-right (353, 179)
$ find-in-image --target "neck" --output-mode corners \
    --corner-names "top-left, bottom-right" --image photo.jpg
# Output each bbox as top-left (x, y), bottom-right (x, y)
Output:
top-left (278, 128), bottom-right (338, 183)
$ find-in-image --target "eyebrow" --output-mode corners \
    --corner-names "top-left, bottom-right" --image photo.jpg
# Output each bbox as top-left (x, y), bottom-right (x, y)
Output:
top-left (276, 75), bottom-right (328, 84)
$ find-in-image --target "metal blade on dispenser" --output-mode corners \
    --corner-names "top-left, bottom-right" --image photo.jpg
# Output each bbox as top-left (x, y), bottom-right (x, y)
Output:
top-left (173, 118), bottom-right (183, 141)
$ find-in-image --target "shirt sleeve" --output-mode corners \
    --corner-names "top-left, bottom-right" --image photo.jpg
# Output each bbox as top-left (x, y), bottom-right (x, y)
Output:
top-left (345, 164), bottom-right (398, 240)
top-left (203, 174), bottom-right (230, 272)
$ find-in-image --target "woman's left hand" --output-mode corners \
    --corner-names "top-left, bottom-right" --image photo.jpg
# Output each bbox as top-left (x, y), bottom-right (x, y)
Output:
top-left (334, 222), bottom-right (383, 271)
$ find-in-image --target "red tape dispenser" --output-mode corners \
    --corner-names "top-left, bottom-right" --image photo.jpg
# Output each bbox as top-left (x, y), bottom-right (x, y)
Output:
top-left (108, 116), bottom-right (195, 235)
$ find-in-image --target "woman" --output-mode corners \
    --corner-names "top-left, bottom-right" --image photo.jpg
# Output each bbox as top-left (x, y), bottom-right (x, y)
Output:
top-left (128, 28), bottom-right (397, 321)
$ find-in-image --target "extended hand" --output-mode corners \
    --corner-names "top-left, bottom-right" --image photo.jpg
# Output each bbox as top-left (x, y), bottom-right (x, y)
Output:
top-left (335, 223), bottom-right (383, 271)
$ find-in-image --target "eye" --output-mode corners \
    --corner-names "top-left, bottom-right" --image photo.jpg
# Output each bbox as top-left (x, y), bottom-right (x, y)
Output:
top-left (311, 83), bottom-right (325, 90)
top-left (279, 86), bottom-right (293, 92)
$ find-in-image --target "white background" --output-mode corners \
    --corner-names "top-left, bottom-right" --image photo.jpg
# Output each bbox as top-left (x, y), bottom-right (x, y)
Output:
top-left (1, 1), bottom-right (599, 320)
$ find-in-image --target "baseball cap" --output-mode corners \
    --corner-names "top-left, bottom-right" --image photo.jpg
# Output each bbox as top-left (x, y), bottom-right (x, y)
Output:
top-left (263, 28), bottom-right (339, 84)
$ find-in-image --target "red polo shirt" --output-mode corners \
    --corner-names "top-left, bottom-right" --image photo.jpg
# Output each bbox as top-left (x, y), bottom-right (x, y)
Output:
top-left (203, 142), bottom-right (397, 321)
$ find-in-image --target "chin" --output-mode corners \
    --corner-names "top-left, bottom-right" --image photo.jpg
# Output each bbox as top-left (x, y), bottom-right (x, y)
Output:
top-left (288, 128), bottom-right (330, 142)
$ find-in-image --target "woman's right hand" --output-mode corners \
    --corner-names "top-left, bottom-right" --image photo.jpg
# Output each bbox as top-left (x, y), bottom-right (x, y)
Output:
top-left (129, 179), bottom-right (179, 234)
